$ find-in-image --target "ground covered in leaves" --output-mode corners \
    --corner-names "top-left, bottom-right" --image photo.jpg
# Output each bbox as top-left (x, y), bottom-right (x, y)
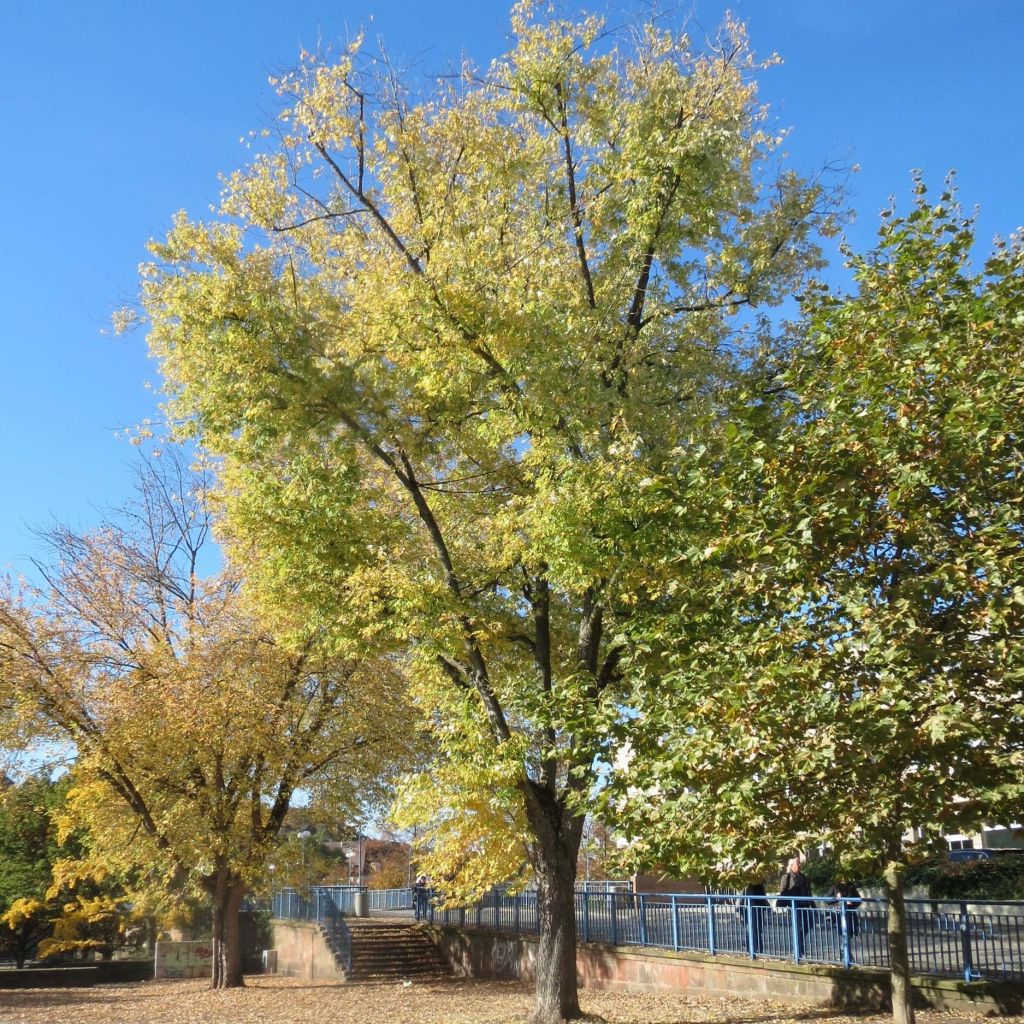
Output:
top-left (0, 977), bottom-right (1019, 1024)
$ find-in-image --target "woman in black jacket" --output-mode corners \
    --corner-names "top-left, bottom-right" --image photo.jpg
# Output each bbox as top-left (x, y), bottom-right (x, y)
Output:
top-left (742, 881), bottom-right (771, 954)
top-left (779, 857), bottom-right (814, 957)
top-left (831, 879), bottom-right (862, 941)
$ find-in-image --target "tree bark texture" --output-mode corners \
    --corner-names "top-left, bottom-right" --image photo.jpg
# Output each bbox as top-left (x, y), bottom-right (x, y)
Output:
top-left (524, 785), bottom-right (585, 1024)
top-left (883, 859), bottom-right (915, 1024)
top-left (208, 866), bottom-right (246, 989)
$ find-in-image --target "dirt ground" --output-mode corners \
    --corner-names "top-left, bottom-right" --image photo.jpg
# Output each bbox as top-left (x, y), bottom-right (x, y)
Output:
top-left (0, 977), bottom-right (1019, 1024)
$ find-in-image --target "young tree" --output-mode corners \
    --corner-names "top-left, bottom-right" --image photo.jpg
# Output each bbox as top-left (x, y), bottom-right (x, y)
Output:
top-left (0, 774), bottom-right (66, 967)
top-left (608, 182), bottom-right (1024, 1024)
top-left (0, 773), bottom-right (142, 966)
top-left (138, 6), bottom-right (837, 1019)
top-left (0, 454), bottom-right (413, 987)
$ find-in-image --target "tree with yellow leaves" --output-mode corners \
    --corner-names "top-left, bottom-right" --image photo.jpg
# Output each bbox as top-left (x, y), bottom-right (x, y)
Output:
top-left (0, 452), bottom-right (415, 987)
top-left (138, 5), bottom-right (838, 1018)
top-left (0, 773), bottom-right (68, 967)
top-left (0, 772), bottom-right (145, 966)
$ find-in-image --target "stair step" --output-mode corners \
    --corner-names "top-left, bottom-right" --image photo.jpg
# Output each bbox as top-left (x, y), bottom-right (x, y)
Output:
top-left (353, 948), bottom-right (444, 956)
top-left (340, 924), bottom-right (452, 984)
top-left (349, 971), bottom-right (449, 981)
top-left (338, 920), bottom-right (451, 981)
top-left (346, 970), bottom-right (446, 978)
top-left (352, 954), bottom-right (448, 962)
top-left (351, 962), bottom-right (447, 971)
top-left (352, 944), bottom-right (438, 952)
top-left (353, 953), bottom-right (446, 962)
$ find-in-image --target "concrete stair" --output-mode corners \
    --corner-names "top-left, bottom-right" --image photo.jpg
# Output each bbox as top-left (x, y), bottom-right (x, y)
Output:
top-left (345, 920), bottom-right (451, 983)
top-left (318, 922), bottom-right (349, 974)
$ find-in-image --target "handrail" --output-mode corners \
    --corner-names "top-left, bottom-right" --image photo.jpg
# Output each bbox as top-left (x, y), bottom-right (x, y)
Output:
top-left (268, 885), bottom-right (1024, 983)
top-left (418, 888), bottom-right (1024, 984)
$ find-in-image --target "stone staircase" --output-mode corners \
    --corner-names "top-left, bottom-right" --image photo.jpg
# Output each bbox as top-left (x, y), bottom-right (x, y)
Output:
top-left (345, 920), bottom-right (451, 983)
top-left (317, 919), bottom-right (350, 975)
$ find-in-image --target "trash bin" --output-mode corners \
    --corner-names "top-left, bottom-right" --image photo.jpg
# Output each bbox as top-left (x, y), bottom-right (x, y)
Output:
top-left (353, 891), bottom-right (369, 918)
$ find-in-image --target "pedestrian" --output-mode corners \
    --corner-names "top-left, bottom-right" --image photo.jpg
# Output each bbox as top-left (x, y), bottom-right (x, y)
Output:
top-left (742, 881), bottom-right (770, 955)
top-left (779, 856), bottom-right (814, 958)
top-left (831, 879), bottom-right (862, 948)
top-left (412, 873), bottom-right (430, 922)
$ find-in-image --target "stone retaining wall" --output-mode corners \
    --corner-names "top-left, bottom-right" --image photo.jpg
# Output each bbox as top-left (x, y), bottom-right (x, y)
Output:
top-left (0, 961), bottom-right (154, 989)
top-left (270, 920), bottom-right (343, 980)
top-left (424, 925), bottom-right (1023, 1016)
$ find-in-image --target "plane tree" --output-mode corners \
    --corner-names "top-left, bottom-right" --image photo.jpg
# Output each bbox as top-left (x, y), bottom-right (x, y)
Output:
top-left (608, 183), bottom-right (1024, 1024)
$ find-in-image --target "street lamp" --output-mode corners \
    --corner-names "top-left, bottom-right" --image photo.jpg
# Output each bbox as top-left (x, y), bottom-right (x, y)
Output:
top-left (297, 830), bottom-right (312, 892)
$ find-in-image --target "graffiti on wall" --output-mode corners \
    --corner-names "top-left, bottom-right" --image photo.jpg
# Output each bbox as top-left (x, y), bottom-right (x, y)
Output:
top-left (154, 940), bottom-right (214, 979)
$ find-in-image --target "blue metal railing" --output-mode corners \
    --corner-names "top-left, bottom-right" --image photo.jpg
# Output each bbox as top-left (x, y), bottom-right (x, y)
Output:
top-left (268, 885), bottom-right (1024, 983)
top-left (271, 887), bottom-right (353, 970)
top-left (368, 887), bottom-right (414, 910)
top-left (424, 890), bottom-right (1024, 984)
top-left (271, 885), bottom-right (415, 914)
top-left (312, 885), bottom-right (364, 914)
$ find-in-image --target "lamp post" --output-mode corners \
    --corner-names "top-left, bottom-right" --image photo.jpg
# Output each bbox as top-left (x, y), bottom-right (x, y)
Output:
top-left (297, 829), bottom-right (312, 892)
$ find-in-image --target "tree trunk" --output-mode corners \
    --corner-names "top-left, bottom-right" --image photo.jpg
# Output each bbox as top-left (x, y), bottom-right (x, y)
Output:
top-left (208, 866), bottom-right (247, 989)
top-left (210, 871), bottom-right (225, 989)
top-left (15, 926), bottom-right (34, 969)
top-left (523, 785), bottom-right (585, 1024)
top-left (222, 880), bottom-right (246, 986)
top-left (883, 858), bottom-right (914, 1024)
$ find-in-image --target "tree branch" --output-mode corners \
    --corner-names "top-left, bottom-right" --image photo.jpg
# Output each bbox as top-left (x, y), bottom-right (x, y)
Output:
top-left (554, 82), bottom-right (596, 309)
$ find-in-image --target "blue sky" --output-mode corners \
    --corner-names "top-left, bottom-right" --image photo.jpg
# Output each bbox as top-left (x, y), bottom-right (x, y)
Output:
top-left (2, 1), bottom-right (1022, 569)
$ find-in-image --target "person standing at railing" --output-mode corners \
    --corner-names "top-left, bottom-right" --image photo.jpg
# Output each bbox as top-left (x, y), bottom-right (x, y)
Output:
top-left (742, 881), bottom-right (771, 954)
top-left (831, 879), bottom-right (862, 949)
top-left (413, 874), bottom-right (430, 922)
top-left (779, 857), bottom-right (814, 957)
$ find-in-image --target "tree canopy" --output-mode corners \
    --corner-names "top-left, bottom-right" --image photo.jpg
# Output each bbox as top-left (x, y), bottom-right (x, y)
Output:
top-left (0, 773), bottom-right (68, 967)
top-left (608, 181), bottom-right (1024, 1024)
top-left (138, 5), bottom-right (838, 1019)
top-left (0, 453), bottom-right (414, 987)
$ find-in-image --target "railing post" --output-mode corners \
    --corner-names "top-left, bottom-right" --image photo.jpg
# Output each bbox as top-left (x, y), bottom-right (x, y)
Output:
top-left (476, 899), bottom-right (482, 928)
top-left (514, 895), bottom-right (521, 933)
top-left (746, 897), bottom-right (756, 960)
top-left (582, 891), bottom-right (591, 943)
top-left (638, 894), bottom-right (648, 947)
top-left (706, 895), bottom-right (717, 956)
top-left (840, 898), bottom-right (851, 969)
top-left (610, 893), bottom-right (619, 946)
top-left (790, 899), bottom-right (801, 962)
top-left (671, 896), bottom-right (680, 952)
top-left (960, 901), bottom-right (974, 982)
